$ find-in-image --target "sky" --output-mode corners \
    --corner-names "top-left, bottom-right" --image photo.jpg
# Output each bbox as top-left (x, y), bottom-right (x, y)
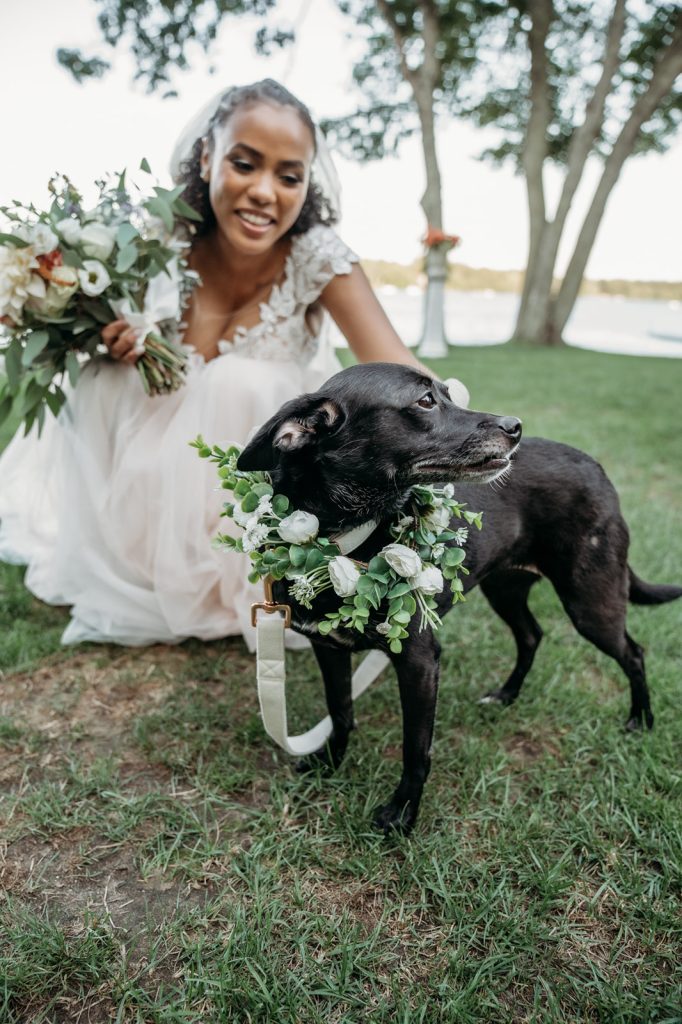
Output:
top-left (1, 0), bottom-right (681, 282)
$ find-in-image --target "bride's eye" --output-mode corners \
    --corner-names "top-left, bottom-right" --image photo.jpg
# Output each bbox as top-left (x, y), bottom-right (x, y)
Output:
top-left (417, 392), bottom-right (436, 409)
top-left (231, 158), bottom-right (253, 173)
top-left (281, 174), bottom-right (302, 187)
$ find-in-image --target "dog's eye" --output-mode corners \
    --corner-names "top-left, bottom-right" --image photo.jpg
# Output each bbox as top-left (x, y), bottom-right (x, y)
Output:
top-left (417, 392), bottom-right (436, 409)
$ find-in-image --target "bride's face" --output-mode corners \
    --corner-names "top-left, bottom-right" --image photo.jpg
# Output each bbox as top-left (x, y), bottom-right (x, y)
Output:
top-left (201, 101), bottom-right (315, 256)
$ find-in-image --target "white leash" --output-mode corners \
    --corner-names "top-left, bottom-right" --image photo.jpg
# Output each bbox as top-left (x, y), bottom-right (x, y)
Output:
top-left (253, 519), bottom-right (390, 757)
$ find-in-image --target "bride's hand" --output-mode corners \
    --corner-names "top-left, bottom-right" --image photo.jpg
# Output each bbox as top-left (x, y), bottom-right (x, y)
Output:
top-left (101, 320), bottom-right (143, 365)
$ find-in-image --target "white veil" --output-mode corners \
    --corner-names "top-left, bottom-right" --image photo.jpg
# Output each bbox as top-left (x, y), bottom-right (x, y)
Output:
top-left (168, 85), bottom-right (342, 218)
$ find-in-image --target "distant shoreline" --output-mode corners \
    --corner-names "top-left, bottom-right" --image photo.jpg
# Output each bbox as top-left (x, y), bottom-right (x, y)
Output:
top-left (361, 259), bottom-right (682, 302)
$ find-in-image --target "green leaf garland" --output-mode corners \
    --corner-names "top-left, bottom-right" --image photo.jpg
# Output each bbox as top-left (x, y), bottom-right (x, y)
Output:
top-left (194, 438), bottom-right (483, 653)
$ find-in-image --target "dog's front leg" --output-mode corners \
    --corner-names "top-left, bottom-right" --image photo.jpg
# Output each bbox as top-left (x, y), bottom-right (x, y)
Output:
top-left (373, 635), bottom-right (441, 835)
top-left (296, 643), bottom-right (354, 774)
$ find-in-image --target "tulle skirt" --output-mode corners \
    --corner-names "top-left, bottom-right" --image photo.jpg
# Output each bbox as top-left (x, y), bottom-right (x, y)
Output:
top-left (0, 344), bottom-right (341, 650)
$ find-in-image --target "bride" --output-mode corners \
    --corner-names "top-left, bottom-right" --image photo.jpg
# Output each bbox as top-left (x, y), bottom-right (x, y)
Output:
top-left (0, 79), bottom-right (469, 651)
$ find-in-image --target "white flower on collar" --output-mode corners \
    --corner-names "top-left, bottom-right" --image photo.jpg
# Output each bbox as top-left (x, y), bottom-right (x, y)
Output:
top-left (328, 556), bottom-right (361, 597)
top-left (381, 543), bottom-right (422, 578)
top-left (410, 565), bottom-right (444, 596)
top-left (278, 510), bottom-right (319, 544)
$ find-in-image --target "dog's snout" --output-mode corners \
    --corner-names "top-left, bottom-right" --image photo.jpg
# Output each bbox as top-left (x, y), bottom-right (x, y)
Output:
top-left (498, 416), bottom-right (522, 440)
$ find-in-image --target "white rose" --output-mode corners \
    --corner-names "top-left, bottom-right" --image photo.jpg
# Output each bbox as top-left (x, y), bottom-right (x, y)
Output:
top-left (328, 556), bottom-right (361, 598)
top-left (442, 484), bottom-right (455, 498)
top-left (29, 223), bottom-right (59, 255)
top-left (277, 510), bottom-right (319, 544)
top-left (425, 505), bottom-right (451, 532)
top-left (381, 543), bottom-right (422, 578)
top-left (78, 260), bottom-right (111, 296)
top-left (80, 222), bottom-right (118, 261)
top-left (410, 565), bottom-right (444, 596)
top-left (56, 218), bottom-right (82, 245)
top-left (26, 266), bottom-right (79, 316)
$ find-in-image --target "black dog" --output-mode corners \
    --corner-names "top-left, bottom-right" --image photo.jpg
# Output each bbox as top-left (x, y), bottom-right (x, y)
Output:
top-left (239, 363), bottom-right (681, 833)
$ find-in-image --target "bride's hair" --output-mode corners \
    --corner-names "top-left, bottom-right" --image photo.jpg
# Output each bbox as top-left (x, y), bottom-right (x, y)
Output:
top-left (176, 79), bottom-right (337, 238)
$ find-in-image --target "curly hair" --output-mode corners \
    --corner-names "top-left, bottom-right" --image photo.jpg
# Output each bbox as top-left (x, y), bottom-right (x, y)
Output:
top-left (175, 79), bottom-right (337, 239)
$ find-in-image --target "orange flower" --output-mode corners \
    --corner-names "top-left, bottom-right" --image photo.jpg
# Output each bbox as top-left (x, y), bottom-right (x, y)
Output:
top-left (36, 248), bottom-right (64, 281)
top-left (422, 226), bottom-right (461, 249)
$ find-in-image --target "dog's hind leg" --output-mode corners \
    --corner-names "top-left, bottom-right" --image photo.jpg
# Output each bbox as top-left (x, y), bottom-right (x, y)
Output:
top-left (553, 576), bottom-right (654, 732)
top-left (373, 634), bottom-right (441, 835)
top-left (296, 644), bottom-right (354, 773)
top-left (477, 569), bottom-right (543, 707)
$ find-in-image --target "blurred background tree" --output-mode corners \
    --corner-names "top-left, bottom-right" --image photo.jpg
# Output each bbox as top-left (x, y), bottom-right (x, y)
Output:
top-left (58, 0), bottom-right (682, 349)
top-left (468, 0), bottom-right (682, 345)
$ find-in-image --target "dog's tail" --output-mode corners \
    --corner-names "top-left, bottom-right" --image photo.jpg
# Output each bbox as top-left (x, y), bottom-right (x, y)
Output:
top-left (628, 567), bottom-right (682, 606)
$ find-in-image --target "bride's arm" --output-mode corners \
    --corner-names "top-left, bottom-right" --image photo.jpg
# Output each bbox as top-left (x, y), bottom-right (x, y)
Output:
top-left (320, 264), bottom-right (436, 377)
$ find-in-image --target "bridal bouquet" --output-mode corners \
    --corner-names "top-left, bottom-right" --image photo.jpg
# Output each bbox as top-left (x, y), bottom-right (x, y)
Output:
top-left (195, 439), bottom-right (482, 653)
top-left (0, 166), bottom-right (200, 436)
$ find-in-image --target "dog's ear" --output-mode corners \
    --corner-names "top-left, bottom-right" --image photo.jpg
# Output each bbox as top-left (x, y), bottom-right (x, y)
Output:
top-left (237, 397), bottom-right (344, 471)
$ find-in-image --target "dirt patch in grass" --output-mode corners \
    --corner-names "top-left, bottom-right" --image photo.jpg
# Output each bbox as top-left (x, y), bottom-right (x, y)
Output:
top-left (503, 729), bottom-right (563, 764)
top-left (1, 827), bottom-right (213, 935)
top-left (0, 647), bottom-right (243, 945)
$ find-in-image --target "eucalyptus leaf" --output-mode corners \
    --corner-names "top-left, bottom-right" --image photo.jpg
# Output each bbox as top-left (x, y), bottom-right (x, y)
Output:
top-left (0, 232), bottom-right (28, 248)
top-left (117, 222), bottom-right (139, 247)
top-left (21, 330), bottom-right (50, 367)
top-left (116, 243), bottom-right (139, 273)
top-left (4, 340), bottom-right (23, 393)
top-left (65, 351), bottom-right (80, 387)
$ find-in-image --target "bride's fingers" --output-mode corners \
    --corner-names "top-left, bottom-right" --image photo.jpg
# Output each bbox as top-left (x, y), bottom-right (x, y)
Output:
top-left (101, 319), bottom-right (130, 346)
top-left (108, 327), bottom-right (140, 361)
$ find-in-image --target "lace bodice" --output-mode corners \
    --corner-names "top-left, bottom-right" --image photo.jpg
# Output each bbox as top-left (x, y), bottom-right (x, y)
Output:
top-left (214, 225), bottom-right (358, 364)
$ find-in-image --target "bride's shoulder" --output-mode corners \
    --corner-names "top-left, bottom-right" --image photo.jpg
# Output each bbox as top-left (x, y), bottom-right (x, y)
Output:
top-left (291, 224), bottom-right (359, 282)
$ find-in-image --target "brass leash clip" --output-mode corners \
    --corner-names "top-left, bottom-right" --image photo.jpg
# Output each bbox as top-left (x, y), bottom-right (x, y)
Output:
top-left (251, 574), bottom-right (292, 628)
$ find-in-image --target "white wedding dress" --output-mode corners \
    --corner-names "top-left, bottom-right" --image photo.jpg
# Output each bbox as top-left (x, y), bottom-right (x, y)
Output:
top-left (0, 224), bottom-right (357, 650)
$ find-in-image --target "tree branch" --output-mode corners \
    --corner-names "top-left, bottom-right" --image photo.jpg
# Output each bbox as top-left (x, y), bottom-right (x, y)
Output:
top-left (552, 0), bottom-right (627, 234)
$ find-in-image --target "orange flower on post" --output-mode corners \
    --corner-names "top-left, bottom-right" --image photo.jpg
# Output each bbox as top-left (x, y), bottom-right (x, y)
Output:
top-left (422, 225), bottom-right (461, 253)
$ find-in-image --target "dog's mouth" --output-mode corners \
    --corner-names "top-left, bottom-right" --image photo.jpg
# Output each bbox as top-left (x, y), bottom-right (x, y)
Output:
top-left (411, 451), bottom-right (513, 483)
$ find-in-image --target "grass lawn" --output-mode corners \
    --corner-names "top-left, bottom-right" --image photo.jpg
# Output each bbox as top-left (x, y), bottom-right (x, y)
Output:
top-left (1, 343), bottom-right (681, 1023)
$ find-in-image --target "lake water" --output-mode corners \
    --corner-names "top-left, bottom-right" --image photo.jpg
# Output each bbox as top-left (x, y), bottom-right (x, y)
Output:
top-left (330, 288), bottom-right (682, 358)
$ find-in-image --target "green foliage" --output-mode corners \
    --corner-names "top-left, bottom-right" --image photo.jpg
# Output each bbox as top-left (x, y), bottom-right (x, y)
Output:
top-left (57, 0), bottom-right (282, 93)
top-left (323, 0), bottom-right (504, 161)
top-left (470, 0), bottom-right (682, 167)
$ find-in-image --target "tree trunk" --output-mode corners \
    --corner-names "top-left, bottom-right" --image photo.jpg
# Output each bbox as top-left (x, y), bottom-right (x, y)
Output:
top-left (515, 2), bottom-right (681, 346)
top-left (511, 0), bottom-right (553, 344)
top-left (512, 0), bottom-right (627, 346)
top-left (553, 23), bottom-right (682, 336)
top-left (376, 0), bottom-right (447, 356)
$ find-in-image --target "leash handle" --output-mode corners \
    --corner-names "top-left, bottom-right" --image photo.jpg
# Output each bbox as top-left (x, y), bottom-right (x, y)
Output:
top-left (255, 611), bottom-right (390, 757)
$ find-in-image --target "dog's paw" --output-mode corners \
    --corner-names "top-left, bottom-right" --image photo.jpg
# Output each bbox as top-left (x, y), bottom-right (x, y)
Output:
top-left (372, 799), bottom-right (417, 836)
top-left (477, 688), bottom-right (516, 707)
top-left (624, 710), bottom-right (654, 733)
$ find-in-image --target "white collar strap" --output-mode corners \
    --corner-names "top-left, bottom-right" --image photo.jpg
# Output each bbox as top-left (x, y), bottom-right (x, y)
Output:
top-left (332, 519), bottom-right (379, 555)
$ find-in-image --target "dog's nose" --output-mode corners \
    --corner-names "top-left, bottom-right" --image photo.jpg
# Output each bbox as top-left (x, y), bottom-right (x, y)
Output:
top-left (498, 416), bottom-right (522, 440)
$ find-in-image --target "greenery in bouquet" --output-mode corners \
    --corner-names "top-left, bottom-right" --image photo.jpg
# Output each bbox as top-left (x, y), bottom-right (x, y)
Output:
top-left (194, 438), bottom-right (483, 653)
top-left (0, 162), bottom-right (201, 436)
